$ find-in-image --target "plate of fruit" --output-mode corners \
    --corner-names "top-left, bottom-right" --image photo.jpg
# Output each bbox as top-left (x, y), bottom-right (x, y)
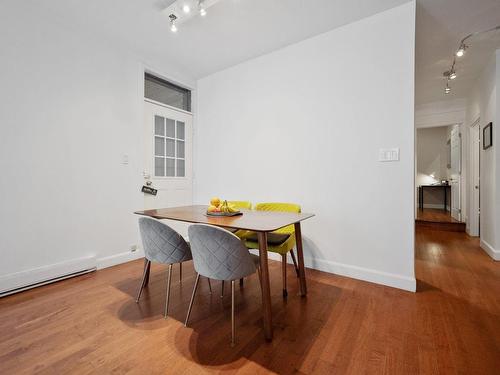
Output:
top-left (206, 198), bottom-right (242, 217)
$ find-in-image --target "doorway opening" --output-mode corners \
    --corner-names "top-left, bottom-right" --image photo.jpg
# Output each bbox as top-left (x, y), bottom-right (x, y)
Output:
top-left (415, 125), bottom-right (466, 232)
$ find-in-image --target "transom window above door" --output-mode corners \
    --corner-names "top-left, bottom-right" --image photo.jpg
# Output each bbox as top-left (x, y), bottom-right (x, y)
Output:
top-left (154, 115), bottom-right (185, 177)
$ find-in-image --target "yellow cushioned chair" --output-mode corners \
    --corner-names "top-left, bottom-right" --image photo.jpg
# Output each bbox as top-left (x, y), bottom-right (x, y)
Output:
top-left (243, 202), bottom-right (301, 297)
top-left (227, 201), bottom-right (252, 210)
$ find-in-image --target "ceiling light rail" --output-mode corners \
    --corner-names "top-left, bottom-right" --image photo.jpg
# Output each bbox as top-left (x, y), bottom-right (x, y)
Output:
top-left (163, 0), bottom-right (221, 32)
top-left (443, 25), bottom-right (500, 95)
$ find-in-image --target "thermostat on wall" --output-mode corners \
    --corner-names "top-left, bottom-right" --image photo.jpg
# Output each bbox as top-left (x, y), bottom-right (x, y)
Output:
top-left (378, 148), bottom-right (400, 162)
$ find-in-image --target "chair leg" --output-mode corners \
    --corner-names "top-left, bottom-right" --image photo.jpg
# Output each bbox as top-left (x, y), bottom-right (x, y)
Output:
top-left (239, 278), bottom-right (244, 287)
top-left (231, 280), bottom-right (236, 347)
top-left (207, 278), bottom-right (212, 294)
top-left (221, 280), bottom-right (224, 298)
top-left (164, 264), bottom-right (173, 318)
top-left (282, 254), bottom-right (288, 298)
top-left (290, 250), bottom-right (300, 277)
top-left (257, 266), bottom-right (262, 284)
top-left (135, 260), bottom-right (151, 303)
top-left (184, 273), bottom-right (200, 327)
top-left (144, 258), bottom-right (151, 285)
top-left (179, 262), bottom-right (182, 282)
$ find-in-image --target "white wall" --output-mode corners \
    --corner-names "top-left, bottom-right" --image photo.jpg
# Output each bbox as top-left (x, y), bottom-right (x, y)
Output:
top-left (0, 2), bottom-right (195, 291)
top-left (465, 51), bottom-right (500, 259)
top-left (194, 3), bottom-right (416, 291)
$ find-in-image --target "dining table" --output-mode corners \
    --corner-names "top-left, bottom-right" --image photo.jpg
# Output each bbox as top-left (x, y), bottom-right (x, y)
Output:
top-left (134, 204), bottom-right (315, 341)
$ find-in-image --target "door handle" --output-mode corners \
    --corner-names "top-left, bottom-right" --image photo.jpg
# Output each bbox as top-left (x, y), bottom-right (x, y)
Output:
top-left (475, 185), bottom-right (479, 189)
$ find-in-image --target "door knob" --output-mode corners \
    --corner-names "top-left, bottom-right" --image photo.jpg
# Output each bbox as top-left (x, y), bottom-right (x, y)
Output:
top-left (475, 185), bottom-right (479, 189)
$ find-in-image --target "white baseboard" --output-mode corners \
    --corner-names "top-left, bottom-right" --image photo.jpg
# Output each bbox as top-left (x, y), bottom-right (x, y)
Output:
top-left (97, 249), bottom-right (145, 269)
top-left (250, 250), bottom-right (416, 292)
top-left (0, 256), bottom-right (97, 296)
top-left (480, 239), bottom-right (500, 261)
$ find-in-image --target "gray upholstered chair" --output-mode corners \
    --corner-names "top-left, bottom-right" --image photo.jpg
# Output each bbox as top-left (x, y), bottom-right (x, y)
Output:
top-left (184, 224), bottom-right (261, 346)
top-left (136, 217), bottom-right (212, 318)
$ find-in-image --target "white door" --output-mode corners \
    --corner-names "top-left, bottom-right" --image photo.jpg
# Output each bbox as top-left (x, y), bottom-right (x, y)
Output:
top-left (469, 121), bottom-right (480, 236)
top-left (450, 125), bottom-right (461, 221)
top-left (143, 100), bottom-right (193, 236)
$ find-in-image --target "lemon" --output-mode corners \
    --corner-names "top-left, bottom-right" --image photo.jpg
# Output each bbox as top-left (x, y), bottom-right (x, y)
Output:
top-left (210, 197), bottom-right (221, 207)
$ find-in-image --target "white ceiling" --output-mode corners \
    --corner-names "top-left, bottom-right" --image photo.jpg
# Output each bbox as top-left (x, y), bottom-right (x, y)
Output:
top-left (416, 0), bottom-right (500, 105)
top-left (31, 0), bottom-right (410, 79)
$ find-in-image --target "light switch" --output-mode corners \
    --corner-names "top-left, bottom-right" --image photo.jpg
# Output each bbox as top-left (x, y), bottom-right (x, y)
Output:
top-left (379, 148), bottom-right (399, 162)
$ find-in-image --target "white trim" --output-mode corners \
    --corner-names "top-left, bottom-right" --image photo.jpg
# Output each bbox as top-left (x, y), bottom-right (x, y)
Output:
top-left (0, 256), bottom-right (97, 296)
top-left (145, 98), bottom-right (193, 116)
top-left (480, 239), bottom-right (500, 261)
top-left (97, 249), bottom-right (145, 270)
top-left (250, 250), bottom-right (416, 292)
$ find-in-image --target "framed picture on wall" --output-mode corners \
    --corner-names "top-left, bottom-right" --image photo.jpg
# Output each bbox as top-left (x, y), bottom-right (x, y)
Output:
top-left (483, 122), bottom-right (492, 150)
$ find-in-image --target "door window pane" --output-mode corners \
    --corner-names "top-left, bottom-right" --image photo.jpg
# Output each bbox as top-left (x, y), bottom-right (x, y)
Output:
top-left (166, 158), bottom-right (175, 177)
top-left (155, 157), bottom-right (165, 176)
top-left (155, 137), bottom-right (165, 156)
top-left (166, 139), bottom-right (175, 157)
top-left (177, 140), bottom-right (185, 158)
top-left (177, 121), bottom-right (185, 140)
top-left (166, 118), bottom-right (175, 138)
top-left (177, 159), bottom-right (185, 177)
top-left (154, 116), bottom-right (164, 135)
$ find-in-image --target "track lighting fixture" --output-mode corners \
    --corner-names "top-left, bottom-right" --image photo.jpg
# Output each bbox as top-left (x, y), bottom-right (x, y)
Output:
top-left (198, 0), bottom-right (207, 16)
top-left (169, 14), bottom-right (178, 32)
top-left (442, 25), bottom-right (500, 95)
top-left (456, 44), bottom-right (467, 57)
top-left (164, 0), bottom-right (221, 33)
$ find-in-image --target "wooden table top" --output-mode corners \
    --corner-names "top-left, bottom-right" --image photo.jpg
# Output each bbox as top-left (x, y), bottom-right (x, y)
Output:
top-left (134, 205), bottom-right (314, 232)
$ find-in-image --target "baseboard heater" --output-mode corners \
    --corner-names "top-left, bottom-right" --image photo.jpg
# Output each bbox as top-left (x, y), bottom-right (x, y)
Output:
top-left (0, 256), bottom-right (97, 298)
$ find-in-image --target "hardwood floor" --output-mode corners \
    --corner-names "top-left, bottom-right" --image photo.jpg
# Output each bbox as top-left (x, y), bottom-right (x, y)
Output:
top-left (416, 208), bottom-right (460, 223)
top-left (1, 228), bottom-right (499, 374)
top-left (416, 209), bottom-right (466, 232)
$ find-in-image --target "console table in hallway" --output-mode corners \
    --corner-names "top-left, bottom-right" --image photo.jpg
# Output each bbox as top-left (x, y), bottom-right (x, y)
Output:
top-left (418, 184), bottom-right (451, 211)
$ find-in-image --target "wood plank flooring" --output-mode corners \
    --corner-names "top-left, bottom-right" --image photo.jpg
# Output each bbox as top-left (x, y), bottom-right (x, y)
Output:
top-left (1, 228), bottom-right (499, 374)
top-left (416, 209), bottom-right (466, 232)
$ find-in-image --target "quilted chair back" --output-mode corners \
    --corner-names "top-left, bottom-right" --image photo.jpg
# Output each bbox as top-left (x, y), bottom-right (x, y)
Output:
top-left (138, 217), bottom-right (192, 264)
top-left (188, 224), bottom-right (256, 281)
top-left (254, 202), bottom-right (301, 234)
top-left (227, 201), bottom-right (252, 210)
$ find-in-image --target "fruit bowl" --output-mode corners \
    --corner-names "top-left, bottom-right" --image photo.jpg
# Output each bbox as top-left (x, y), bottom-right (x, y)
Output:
top-left (206, 198), bottom-right (242, 217)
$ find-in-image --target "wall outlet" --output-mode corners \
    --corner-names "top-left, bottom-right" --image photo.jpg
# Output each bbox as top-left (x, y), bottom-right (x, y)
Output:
top-left (129, 244), bottom-right (138, 252)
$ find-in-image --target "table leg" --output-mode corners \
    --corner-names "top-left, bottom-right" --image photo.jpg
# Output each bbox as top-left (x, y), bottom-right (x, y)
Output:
top-left (257, 232), bottom-right (273, 341)
top-left (419, 187), bottom-right (423, 211)
top-left (294, 222), bottom-right (308, 296)
top-left (444, 187), bottom-right (447, 211)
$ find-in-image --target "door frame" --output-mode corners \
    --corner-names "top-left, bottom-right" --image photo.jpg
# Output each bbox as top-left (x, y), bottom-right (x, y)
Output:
top-left (468, 118), bottom-right (480, 236)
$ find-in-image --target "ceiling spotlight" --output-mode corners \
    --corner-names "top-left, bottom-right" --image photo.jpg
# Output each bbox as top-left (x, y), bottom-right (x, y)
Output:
top-left (456, 44), bottom-right (467, 57)
top-left (449, 71), bottom-right (457, 80)
top-left (198, 1), bottom-right (207, 16)
top-left (182, 4), bottom-right (190, 13)
top-left (169, 14), bottom-right (178, 32)
top-left (445, 84), bottom-right (451, 94)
